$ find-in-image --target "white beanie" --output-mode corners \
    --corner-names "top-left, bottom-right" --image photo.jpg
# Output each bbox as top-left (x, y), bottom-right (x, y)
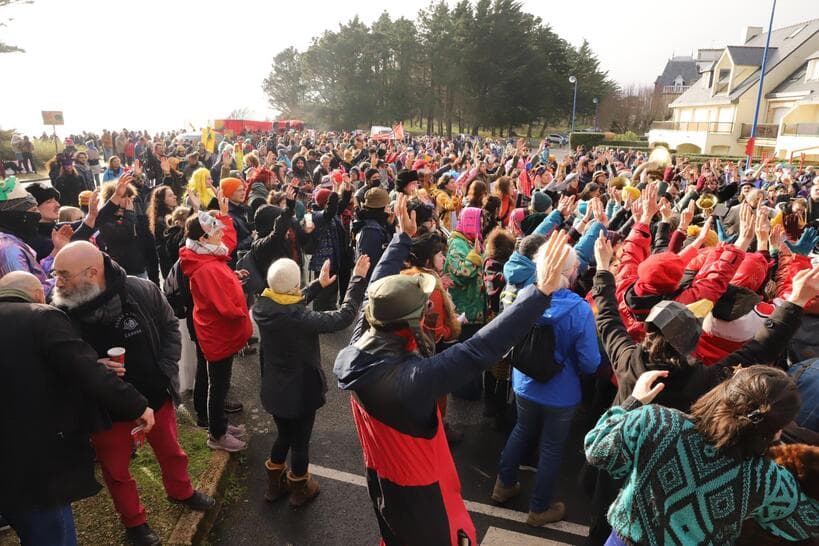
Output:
top-left (266, 258), bottom-right (301, 295)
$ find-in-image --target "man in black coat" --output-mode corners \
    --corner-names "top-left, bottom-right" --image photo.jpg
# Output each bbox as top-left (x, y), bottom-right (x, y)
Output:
top-left (52, 241), bottom-right (214, 546)
top-left (0, 271), bottom-right (153, 545)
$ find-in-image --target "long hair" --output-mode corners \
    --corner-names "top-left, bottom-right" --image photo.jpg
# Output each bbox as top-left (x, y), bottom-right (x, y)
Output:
top-left (690, 365), bottom-right (800, 460)
top-left (641, 326), bottom-right (690, 368)
top-left (148, 186), bottom-right (174, 236)
top-left (466, 180), bottom-right (487, 208)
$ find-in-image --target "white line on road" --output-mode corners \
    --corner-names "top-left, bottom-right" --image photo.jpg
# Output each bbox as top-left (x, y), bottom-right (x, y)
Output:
top-left (309, 464), bottom-right (589, 539)
top-left (482, 527), bottom-right (575, 546)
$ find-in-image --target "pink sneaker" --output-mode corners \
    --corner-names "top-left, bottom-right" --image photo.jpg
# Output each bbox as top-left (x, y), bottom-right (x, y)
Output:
top-left (207, 432), bottom-right (247, 452)
top-left (227, 424), bottom-right (246, 438)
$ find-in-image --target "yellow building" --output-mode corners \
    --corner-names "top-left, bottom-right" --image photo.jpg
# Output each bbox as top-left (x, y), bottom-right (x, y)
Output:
top-left (648, 20), bottom-right (819, 161)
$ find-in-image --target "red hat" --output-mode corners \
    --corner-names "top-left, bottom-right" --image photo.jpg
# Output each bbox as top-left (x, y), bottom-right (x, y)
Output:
top-left (313, 188), bottom-right (332, 209)
top-left (731, 252), bottom-right (768, 292)
top-left (411, 159), bottom-right (428, 171)
top-left (635, 252), bottom-right (685, 296)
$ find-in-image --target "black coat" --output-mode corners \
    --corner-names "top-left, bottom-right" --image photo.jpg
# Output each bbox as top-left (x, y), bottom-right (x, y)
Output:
top-left (55, 171), bottom-right (93, 207)
top-left (0, 296), bottom-right (147, 512)
top-left (592, 270), bottom-right (804, 410)
top-left (252, 275), bottom-right (366, 418)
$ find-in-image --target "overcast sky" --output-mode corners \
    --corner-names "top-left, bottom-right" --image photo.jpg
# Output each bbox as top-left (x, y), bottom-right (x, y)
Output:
top-left (0, 0), bottom-right (813, 135)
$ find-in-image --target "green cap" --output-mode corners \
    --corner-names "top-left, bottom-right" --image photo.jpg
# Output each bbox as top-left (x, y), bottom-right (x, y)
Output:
top-left (364, 273), bottom-right (436, 327)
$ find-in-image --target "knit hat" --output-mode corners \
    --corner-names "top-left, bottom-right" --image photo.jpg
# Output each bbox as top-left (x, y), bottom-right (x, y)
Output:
top-left (364, 187), bottom-right (390, 209)
top-left (78, 190), bottom-right (94, 207)
top-left (219, 177), bottom-right (243, 198)
top-left (531, 191), bottom-right (552, 213)
top-left (26, 182), bottom-right (61, 206)
top-left (457, 207), bottom-right (483, 240)
top-left (254, 204), bottom-right (283, 238)
top-left (364, 273), bottom-right (436, 327)
top-left (645, 299), bottom-right (707, 356)
top-left (0, 176), bottom-right (37, 212)
top-left (266, 258), bottom-right (301, 295)
top-left (731, 252), bottom-right (769, 292)
top-left (313, 188), bottom-right (332, 209)
top-left (635, 252), bottom-right (685, 295)
top-left (396, 170), bottom-right (419, 193)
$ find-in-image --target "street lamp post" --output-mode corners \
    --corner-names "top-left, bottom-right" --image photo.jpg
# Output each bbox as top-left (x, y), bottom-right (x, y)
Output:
top-left (592, 97), bottom-right (599, 131)
top-left (569, 75), bottom-right (578, 133)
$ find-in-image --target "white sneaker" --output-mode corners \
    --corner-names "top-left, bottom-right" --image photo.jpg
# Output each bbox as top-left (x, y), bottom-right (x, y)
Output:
top-left (207, 432), bottom-right (247, 452)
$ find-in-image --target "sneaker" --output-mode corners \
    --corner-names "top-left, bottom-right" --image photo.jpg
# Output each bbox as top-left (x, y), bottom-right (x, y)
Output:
top-left (125, 523), bottom-right (161, 546)
top-left (207, 433), bottom-right (247, 452)
top-left (238, 345), bottom-right (257, 356)
top-left (490, 477), bottom-right (520, 504)
top-left (227, 424), bottom-right (246, 438)
top-left (224, 400), bottom-right (244, 413)
top-left (168, 491), bottom-right (215, 511)
top-left (248, 335), bottom-right (259, 345)
top-left (526, 502), bottom-right (566, 527)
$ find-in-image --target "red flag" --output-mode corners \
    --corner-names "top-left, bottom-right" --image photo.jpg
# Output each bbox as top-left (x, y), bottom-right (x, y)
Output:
top-left (744, 137), bottom-right (755, 157)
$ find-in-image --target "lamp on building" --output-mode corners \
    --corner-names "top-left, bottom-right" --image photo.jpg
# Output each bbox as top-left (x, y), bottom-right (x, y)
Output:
top-left (569, 75), bottom-right (578, 133)
top-left (592, 97), bottom-right (599, 131)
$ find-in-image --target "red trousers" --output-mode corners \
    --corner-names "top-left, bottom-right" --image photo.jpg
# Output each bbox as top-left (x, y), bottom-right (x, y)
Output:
top-left (91, 400), bottom-right (194, 528)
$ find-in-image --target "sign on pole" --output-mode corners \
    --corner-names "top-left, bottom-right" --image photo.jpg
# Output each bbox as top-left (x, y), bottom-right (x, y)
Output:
top-left (41, 111), bottom-right (64, 125)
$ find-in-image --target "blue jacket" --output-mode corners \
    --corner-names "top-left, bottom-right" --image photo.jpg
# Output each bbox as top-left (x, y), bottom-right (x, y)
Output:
top-left (513, 288), bottom-right (600, 408)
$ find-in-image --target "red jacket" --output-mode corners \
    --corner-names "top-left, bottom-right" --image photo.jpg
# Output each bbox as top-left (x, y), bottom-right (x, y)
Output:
top-left (616, 222), bottom-right (745, 340)
top-left (179, 213), bottom-right (252, 361)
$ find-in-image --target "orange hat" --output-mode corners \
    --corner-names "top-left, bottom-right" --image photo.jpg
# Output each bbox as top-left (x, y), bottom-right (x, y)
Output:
top-left (220, 177), bottom-right (243, 198)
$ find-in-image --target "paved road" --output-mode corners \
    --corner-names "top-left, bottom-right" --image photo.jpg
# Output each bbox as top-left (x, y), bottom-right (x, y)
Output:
top-left (205, 321), bottom-right (594, 546)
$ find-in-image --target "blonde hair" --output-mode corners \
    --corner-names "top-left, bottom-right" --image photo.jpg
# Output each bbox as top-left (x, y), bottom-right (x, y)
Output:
top-left (58, 206), bottom-right (83, 223)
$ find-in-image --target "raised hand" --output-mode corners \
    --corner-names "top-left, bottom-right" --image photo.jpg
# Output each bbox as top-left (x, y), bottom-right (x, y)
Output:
top-left (557, 194), bottom-right (577, 218)
top-left (51, 224), bottom-right (74, 254)
top-left (784, 227), bottom-right (819, 256)
top-left (591, 196), bottom-right (608, 227)
top-left (632, 370), bottom-right (669, 404)
top-left (216, 188), bottom-right (229, 216)
top-left (755, 206), bottom-right (771, 246)
top-left (788, 264), bottom-right (819, 307)
top-left (319, 258), bottom-right (337, 287)
top-left (734, 203), bottom-right (756, 251)
top-left (160, 156), bottom-right (170, 175)
top-left (352, 254), bottom-right (371, 278)
top-left (594, 230), bottom-right (613, 271)
top-left (679, 200), bottom-right (696, 232)
top-left (536, 229), bottom-right (572, 296)
top-left (639, 183), bottom-right (659, 224)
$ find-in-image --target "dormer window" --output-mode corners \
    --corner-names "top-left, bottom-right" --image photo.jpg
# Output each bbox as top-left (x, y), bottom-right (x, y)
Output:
top-left (715, 69), bottom-right (731, 94)
top-left (808, 59), bottom-right (819, 82)
top-left (673, 75), bottom-right (685, 89)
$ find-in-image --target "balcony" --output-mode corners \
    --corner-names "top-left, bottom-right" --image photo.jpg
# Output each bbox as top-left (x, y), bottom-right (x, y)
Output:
top-left (740, 123), bottom-right (778, 139)
top-left (650, 121), bottom-right (734, 133)
top-left (782, 122), bottom-right (819, 136)
top-left (662, 85), bottom-right (690, 94)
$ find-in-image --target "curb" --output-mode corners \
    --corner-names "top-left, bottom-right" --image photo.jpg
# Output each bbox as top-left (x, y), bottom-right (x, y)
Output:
top-left (167, 450), bottom-right (235, 546)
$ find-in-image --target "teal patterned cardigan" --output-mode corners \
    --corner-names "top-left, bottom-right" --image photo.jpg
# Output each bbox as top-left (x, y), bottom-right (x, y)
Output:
top-left (585, 397), bottom-right (819, 545)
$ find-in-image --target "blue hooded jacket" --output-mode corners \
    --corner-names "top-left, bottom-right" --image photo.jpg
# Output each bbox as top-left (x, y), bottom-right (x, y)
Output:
top-left (513, 287), bottom-right (600, 407)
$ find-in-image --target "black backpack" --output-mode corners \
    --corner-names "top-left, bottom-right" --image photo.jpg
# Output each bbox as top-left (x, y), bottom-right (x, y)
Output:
top-left (164, 259), bottom-right (192, 319)
top-left (508, 323), bottom-right (563, 383)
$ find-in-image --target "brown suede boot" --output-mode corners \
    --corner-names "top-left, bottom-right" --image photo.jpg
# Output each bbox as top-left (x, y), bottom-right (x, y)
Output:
top-left (264, 460), bottom-right (288, 502)
top-left (286, 471), bottom-right (320, 507)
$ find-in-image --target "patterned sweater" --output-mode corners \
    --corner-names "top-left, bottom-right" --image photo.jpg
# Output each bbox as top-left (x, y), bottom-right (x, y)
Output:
top-left (585, 398), bottom-right (819, 545)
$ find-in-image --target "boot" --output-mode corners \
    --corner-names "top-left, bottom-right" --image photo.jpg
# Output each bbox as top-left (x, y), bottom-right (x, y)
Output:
top-left (264, 460), bottom-right (288, 502)
top-left (526, 502), bottom-right (566, 527)
top-left (286, 471), bottom-right (320, 507)
top-left (490, 476), bottom-right (520, 504)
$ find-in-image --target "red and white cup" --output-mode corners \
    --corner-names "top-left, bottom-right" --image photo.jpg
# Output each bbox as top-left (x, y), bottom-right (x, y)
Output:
top-left (107, 347), bottom-right (126, 364)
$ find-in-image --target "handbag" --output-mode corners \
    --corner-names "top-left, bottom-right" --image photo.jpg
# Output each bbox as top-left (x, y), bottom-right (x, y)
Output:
top-left (508, 324), bottom-right (563, 383)
top-left (236, 251), bottom-right (266, 296)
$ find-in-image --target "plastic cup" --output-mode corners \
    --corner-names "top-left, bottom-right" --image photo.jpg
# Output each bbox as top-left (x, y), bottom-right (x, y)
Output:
top-left (107, 347), bottom-right (126, 364)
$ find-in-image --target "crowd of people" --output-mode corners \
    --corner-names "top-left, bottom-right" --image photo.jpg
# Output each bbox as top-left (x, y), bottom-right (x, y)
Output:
top-left (1, 125), bottom-right (818, 546)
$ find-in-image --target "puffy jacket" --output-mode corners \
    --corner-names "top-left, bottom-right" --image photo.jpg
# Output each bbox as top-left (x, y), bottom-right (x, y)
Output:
top-left (0, 231), bottom-right (51, 294)
top-left (179, 214), bottom-right (252, 361)
top-left (513, 288), bottom-right (601, 408)
top-left (443, 231), bottom-right (485, 324)
top-left (335, 233), bottom-right (554, 546)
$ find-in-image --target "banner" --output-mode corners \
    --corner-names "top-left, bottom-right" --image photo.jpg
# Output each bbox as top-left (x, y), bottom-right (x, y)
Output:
top-left (201, 127), bottom-right (216, 154)
top-left (41, 111), bottom-right (64, 125)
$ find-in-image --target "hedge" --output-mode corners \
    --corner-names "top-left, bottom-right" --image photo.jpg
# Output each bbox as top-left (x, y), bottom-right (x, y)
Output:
top-left (569, 132), bottom-right (605, 148)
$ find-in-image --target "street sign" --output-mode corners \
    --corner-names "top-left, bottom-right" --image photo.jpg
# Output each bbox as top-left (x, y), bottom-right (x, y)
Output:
top-left (41, 111), bottom-right (64, 125)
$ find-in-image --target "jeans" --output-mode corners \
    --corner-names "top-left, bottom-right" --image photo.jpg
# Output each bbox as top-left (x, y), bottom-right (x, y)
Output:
top-left (207, 356), bottom-right (233, 438)
top-left (270, 412), bottom-right (317, 476)
top-left (193, 340), bottom-right (209, 424)
top-left (789, 358), bottom-right (819, 432)
top-left (498, 396), bottom-right (576, 512)
top-left (4, 504), bottom-right (77, 546)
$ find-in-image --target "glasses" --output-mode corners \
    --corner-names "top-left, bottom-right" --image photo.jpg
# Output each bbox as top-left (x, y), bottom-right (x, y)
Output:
top-left (50, 266), bottom-right (92, 281)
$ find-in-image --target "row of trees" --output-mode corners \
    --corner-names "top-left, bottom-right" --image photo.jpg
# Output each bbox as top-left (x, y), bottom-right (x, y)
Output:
top-left (262, 0), bottom-right (618, 137)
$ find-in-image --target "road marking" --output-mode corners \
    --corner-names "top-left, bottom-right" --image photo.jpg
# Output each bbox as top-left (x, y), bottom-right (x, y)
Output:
top-left (482, 527), bottom-right (574, 545)
top-left (309, 464), bottom-right (589, 538)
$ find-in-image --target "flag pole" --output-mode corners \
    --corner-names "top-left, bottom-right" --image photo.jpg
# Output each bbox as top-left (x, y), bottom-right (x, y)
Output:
top-left (746, 0), bottom-right (777, 167)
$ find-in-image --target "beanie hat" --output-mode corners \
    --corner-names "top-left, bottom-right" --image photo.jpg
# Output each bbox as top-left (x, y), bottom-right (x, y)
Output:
top-left (364, 187), bottom-right (390, 209)
top-left (531, 191), bottom-right (552, 213)
top-left (266, 258), bottom-right (302, 295)
top-left (635, 252), bottom-right (685, 296)
top-left (411, 159), bottom-right (428, 171)
top-left (219, 177), bottom-right (243, 198)
top-left (364, 273), bottom-right (436, 327)
top-left (313, 188), bottom-right (332, 209)
top-left (254, 204), bottom-right (283, 238)
top-left (731, 252), bottom-right (769, 292)
top-left (0, 176), bottom-right (38, 212)
top-left (26, 182), bottom-right (61, 205)
top-left (396, 170), bottom-right (419, 193)
top-left (457, 207), bottom-right (483, 241)
top-left (78, 190), bottom-right (94, 207)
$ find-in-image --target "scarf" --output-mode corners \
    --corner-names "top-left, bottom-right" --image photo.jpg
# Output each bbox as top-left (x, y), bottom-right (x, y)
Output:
top-left (185, 238), bottom-right (228, 256)
top-left (260, 288), bottom-right (303, 305)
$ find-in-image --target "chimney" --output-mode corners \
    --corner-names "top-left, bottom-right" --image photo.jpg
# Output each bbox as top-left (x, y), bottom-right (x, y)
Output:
top-left (743, 26), bottom-right (763, 43)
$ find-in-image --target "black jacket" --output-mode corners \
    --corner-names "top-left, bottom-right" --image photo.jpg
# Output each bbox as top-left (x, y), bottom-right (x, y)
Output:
top-left (592, 270), bottom-right (803, 410)
top-left (253, 275), bottom-right (365, 418)
top-left (55, 172), bottom-right (93, 207)
top-left (0, 296), bottom-right (147, 512)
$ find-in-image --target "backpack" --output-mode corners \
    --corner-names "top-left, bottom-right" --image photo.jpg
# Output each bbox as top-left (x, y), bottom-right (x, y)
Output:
top-left (508, 323), bottom-right (563, 383)
top-left (164, 258), bottom-right (192, 319)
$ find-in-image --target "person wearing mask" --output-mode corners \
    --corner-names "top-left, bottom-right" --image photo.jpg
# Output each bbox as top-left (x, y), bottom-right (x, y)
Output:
top-left (52, 242), bottom-right (214, 546)
top-left (254, 254), bottom-right (369, 506)
top-left (0, 271), bottom-right (155, 546)
top-left (334, 211), bottom-right (573, 546)
top-left (354, 168), bottom-right (383, 204)
top-left (179, 194), bottom-right (252, 452)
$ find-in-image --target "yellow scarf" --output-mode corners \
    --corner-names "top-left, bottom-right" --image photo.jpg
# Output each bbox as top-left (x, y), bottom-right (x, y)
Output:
top-left (261, 288), bottom-right (303, 305)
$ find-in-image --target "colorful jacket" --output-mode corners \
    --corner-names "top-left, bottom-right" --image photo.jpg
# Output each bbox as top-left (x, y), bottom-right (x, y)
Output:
top-left (443, 231), bottom-right (485, 324)
top-left (585, 398), bottom-right (819, 545)
top-left (0, 231), bottom-right (52, 294)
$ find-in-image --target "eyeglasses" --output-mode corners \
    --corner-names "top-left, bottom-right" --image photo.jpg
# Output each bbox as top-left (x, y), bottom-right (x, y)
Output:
top-left (50, 266), bottom-right (92, 281)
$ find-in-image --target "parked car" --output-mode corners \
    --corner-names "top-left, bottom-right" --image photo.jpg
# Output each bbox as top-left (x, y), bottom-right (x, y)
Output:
top-left (547, 133), bottom-right (568, 146)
